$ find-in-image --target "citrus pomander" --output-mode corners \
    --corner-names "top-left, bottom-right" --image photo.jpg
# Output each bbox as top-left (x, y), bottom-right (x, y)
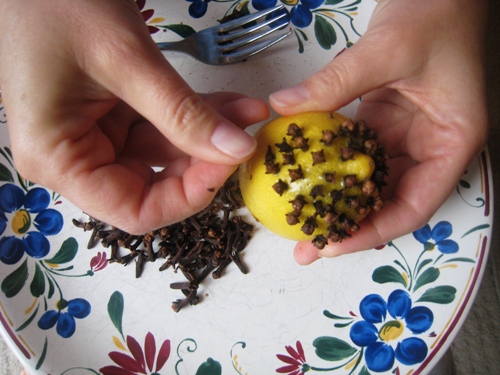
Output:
top-left (239, 112), bottom-right (388, 249)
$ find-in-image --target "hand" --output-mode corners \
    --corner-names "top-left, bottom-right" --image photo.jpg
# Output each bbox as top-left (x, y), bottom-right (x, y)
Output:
top-left (269, 0), bottom-right (488, 264)
top-left (0, 0), bottom-right (269, 234)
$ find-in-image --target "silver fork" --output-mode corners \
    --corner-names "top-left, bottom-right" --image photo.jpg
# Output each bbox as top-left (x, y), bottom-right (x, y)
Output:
top-left (156, 5), bottom-right (291, 65)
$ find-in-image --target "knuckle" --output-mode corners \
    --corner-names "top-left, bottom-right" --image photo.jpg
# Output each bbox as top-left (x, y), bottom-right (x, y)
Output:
top-left (320, 61), bottom-right (351, 91)
top-left (308, 58), bottom-right (354, 107)
top-left (164, 91), bottom-right (212, 140)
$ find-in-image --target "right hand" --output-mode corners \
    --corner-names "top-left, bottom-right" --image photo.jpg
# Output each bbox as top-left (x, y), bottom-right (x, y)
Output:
top-left (270, 0), bottom-right (488, 264)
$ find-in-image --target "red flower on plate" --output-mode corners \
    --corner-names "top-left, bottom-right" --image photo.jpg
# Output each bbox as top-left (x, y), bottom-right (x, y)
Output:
top-left (276, 341), bottom-right (311, 375)
top-left (89, 251), bottom-right (107, 273)
top-left (135, 0), bottom-right (160, 34)
top-left (100, 332), bottom-right (171, 375)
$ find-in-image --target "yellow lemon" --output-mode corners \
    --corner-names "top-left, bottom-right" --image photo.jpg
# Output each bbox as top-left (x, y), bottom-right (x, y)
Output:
top-left (239, 112), bottom-right (387, 249)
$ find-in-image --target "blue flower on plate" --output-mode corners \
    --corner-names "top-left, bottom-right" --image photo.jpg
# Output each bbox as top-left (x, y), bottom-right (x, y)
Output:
top-left (38, 298), bottom-right (91, 339)
top-left (290, 0), bottom-right (324, 28)
top-left (253, 0), bottom-right (324, 28)
top-left (350, 290), bottom-right (433, 372)
top-left (186, 0), bottom-right (212, 18)
top-left (413, 221), bottom-right (459, 254)
top-left (0, 184), bottom-right (63, 265)
top-left (252, 0), bottom-right (278, 11)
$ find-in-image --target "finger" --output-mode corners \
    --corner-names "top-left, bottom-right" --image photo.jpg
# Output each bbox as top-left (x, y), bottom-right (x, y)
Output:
top-left (292, 155), bottom-right (416, 263)
top-left (77, 1), bottom-right (260, 164)
top-left (268, 0), bottom-right (429, 116)
top-left (316, 155), bottom-right (464, 258)
top-left (293, 194), bottom-right (427, 262)
top-left (64, 158), bottom-right (238, 234)
top-left (293, 241), bottom-right (321, 265)
top-left (269, 37), bottom-right (399, 115)
top-left (119, 94), bottom-right (269, 166)
top-left (198, 92), bottom-right (270, 127)
top-left (96, 101), bottom-right (145, 155)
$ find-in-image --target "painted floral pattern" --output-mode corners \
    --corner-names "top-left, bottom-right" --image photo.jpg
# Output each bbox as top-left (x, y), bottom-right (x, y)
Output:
top-left (169, 0), bottom-right (365, 52)
top-left (0, 184), bottom-right (63, 264)
top-left (136, 0), bottom-right (165, 34)
top-left (37, 298), bottom-right (91, 339)
top-left (349, 290), bottom-right (432, 371)
top-left (100, 332), bottom-right (171, 375)
top-left (0, 1), bottom-right (492, 374)
top-left (274, 218), bottom-right (488, 374)
top-left (0, 145), bottom-right (97, 368)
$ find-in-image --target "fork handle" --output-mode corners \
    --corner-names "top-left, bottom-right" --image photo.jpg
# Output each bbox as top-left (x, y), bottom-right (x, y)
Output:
top-left (156, 38), bottom-right (196, 55)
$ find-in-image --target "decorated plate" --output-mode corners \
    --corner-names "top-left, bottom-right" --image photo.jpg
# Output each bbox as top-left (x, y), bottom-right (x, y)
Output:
top-left (0, 1), bottom-right (493, 374)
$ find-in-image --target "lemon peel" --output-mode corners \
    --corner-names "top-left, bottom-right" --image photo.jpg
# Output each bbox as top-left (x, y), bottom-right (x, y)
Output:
top-left (239, 112), bottom-right (388, 249)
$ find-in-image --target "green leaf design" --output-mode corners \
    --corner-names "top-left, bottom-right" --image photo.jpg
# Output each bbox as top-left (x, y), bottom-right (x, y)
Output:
top-left (195, 358), bottom-right (222, 375)
top-left (444, 257), bottom-right (476, 264)
top-left (417, 286), bottom-right (456, 304)
top-left (461, 224), bottom-right (490, 238)
top-left (0, 147), bottom-right (14, 167)
top-left (323, 310), bottom-right (353, 321)
top-left (334, 321), bottom-right (354, 328)
top-left (47, 276), bottom-right (55, 299)
top-left (416, 259), bottom-right (433, 275)
top-left (44, 237), bottom-right (78, 265)
top-left (239, 1), bottom-right (250, 15)
top-left (372, 265), bottom-right (407, 287)
top-left (0, 163), bottom-right (14, 182)
top-left (324, 0), bottom-right (346, 5)
top-left (459, 179), bottom-right (471, 189)
top-left (108, 291), bottom-right (125, 340)
top-left (358, 365), bottom-right (371, 375)
top-left (297, 28), bottom-right (308, 42)
top-left (313, 336), bottom-right (357, 362)
top-left (1, 259), bottom-right (29, 298)
top-left (16, 304), bottom-right (39, 332)
top-left (314, 15), bottom-right (337, 50)
top-left (413, 267), bottom-right (440, 292)
top-left (159, 24), bottom-right (196, 38)
top-left (394, 259), bottom-right (407, 272)
top-left (35, 337), bottom-right (48, 370)
top-left (295, 29), bottom-right (305, 54)
top-left (30, 262), bottom-right (45, 297)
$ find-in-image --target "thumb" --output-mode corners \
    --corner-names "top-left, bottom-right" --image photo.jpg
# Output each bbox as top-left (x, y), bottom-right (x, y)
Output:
top-left (81, 1), bottom-right (257, 165)
top-left (269, 34), bottom-right (403, 115)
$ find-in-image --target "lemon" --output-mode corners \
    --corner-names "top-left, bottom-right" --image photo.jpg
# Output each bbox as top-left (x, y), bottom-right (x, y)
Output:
top-left (239, 112), bottom-right (387, 248)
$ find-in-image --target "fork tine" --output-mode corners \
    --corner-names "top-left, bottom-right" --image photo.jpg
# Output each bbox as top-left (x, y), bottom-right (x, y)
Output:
top-left (219, 22), bottom-right (290, 53)
top-left (224, 29), bottom-right (292, 64)
top-left (216, 11), bottom-right (288, 44)
top-left (217, 4), bottom-right (286, 33)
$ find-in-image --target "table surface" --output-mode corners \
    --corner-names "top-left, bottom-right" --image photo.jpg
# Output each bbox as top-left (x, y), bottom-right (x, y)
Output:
top-left (1, 1), bottom-right (500, 374)
top-left (449, 0), bottom-right (500, 372)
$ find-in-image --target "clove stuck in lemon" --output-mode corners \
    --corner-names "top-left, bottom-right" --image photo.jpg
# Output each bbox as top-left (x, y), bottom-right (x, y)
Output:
top-left (239, 112), bottom-right (388, 249)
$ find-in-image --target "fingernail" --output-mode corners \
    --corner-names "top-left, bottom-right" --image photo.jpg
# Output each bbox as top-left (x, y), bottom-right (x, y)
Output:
top-left (318, 248), bottom-right (339, 258)
top-left (211, 122), bottom-right (256, 159)
top-left (270, 84), bottom-right (310, 108)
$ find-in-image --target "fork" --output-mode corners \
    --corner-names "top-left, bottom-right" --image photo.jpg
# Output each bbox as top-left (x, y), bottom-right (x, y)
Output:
top-left (156, 5), bottom-right (291, 65)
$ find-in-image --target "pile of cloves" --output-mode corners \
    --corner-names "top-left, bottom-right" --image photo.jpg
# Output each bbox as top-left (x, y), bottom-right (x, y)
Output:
top-left (73, 180), bottom-right (253, 312)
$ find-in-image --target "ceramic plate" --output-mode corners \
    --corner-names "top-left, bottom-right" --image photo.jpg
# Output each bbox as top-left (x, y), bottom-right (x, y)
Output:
top-left (0, 1), bottom-right (493, 374)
